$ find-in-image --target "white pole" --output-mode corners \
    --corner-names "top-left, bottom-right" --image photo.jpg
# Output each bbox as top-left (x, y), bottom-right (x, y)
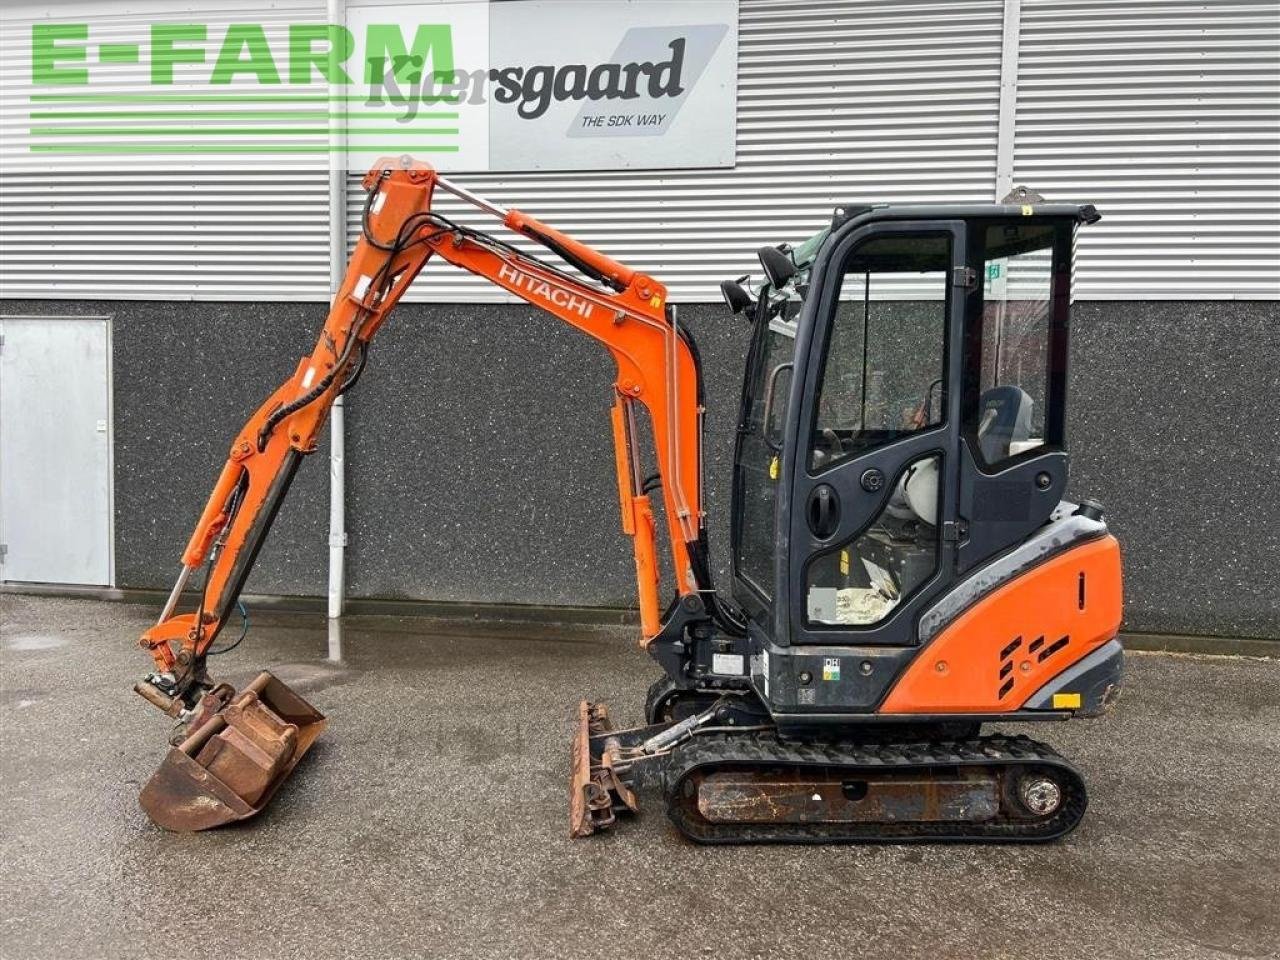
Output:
top-left (326, 0), bottom-right (347, 621)
top-left (994, 0), bottom-right (1022, 200)
top-left (327, 404), bottom-right (346, 620)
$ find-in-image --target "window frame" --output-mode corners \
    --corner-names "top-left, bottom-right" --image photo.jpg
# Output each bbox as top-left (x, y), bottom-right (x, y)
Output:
top-left (804, 230), bottom-right (955, 478)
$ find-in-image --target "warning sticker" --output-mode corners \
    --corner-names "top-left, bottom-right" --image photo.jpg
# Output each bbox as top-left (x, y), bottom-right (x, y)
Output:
top-left (822, 657), bottom-right (841, 681)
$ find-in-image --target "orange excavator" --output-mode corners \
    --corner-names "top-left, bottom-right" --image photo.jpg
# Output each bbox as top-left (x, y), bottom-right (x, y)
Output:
top-left (134, 159), bottom-right (1123, 842)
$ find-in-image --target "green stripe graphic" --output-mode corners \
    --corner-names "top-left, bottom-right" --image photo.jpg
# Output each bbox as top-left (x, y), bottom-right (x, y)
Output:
top-left (31, 111), bottom-right (459, 120)
top-left (98, 44), bottom-right (140, 64)
top-left (31, 94), bottom-right (460, 105)
top-left (26, 94), bottom-right (464, 156)
top-left (29, 144), bottom-right (462, 154)
top-left (31, 127), bottom-right (460, 137)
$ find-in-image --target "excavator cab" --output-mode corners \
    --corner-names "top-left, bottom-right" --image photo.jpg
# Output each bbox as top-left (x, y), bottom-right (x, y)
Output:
top-left (736, 206), bottom-right (1090, 653)
top-left (577, 200), bottom-right (1122, 842)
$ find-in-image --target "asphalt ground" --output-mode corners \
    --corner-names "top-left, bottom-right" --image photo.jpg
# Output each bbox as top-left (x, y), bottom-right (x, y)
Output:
top-left (2, 593), bottom-right (1277, 960)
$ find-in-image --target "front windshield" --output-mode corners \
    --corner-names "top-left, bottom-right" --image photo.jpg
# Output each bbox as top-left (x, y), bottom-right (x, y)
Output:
top-left (790, 227), bottom-right (830, 270)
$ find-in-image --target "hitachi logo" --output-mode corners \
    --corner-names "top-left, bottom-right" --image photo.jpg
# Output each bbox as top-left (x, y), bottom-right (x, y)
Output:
top-left (498, 263), bottom-right (593, 318)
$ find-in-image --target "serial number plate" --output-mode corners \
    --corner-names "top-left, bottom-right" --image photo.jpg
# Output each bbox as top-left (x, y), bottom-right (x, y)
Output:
top-left (712, 653), bottom-right (745, 676)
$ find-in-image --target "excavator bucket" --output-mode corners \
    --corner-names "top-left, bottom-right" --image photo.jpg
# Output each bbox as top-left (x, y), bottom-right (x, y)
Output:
top-left (139, 672), bottom-right (325, 832)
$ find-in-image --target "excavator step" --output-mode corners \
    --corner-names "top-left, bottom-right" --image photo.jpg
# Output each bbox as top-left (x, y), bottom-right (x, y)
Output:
top-left (138, 672), bottom-right (325, 832)
top-left (664, 732), bottom-right (1087, 844)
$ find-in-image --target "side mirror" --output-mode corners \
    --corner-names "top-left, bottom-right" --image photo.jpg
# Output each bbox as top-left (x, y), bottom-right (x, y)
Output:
top-left (720, 276), bottom-right (753, 316)
top-left (757, 245), bottom-right (797, 288)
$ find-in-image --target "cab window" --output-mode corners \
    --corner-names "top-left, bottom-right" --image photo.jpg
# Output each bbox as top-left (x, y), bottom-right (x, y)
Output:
top-left (809, 234), bottom-right (950, 472)
top-left (970, 223), bottom-right (1059, 467)
top-left (734, 305), bottom-right (800, 604)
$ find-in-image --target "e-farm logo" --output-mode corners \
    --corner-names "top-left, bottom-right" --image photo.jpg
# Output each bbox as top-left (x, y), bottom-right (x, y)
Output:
top-left (27, 21), bottom-right (695, 157)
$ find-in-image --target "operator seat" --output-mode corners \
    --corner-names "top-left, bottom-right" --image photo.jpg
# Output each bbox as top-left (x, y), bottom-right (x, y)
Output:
top-left (977, 386), bottom-right (1034, 462)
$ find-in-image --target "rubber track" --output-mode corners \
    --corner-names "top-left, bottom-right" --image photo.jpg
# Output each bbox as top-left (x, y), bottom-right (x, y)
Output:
top-left (665, 732), bottom-right (1088, 844)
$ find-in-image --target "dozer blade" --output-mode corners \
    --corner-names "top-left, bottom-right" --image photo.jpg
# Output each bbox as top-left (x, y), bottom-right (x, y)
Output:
top-left (569, 700), bottom-right (639, 838)
top-left (139, 671), bottom-right (325, 832)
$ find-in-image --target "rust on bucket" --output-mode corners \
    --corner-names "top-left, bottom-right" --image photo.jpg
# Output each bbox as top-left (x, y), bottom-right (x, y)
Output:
top-left (139, 671), bottom-right (325, 832)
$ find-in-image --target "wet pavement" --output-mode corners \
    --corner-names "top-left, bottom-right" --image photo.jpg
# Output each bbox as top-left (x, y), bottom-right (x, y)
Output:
top-left (1, 593), bottom-right (1277, 960)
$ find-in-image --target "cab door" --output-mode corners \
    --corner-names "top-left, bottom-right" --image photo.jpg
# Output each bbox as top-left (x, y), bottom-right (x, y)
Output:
top-left (731, 291), bottom-right (801, 628)
top-left (783, 222), bottom-right (968, 646)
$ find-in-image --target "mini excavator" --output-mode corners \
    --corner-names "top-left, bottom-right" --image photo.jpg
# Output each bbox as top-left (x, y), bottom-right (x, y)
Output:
top-left (134, 158), bottom-right (1123, 842)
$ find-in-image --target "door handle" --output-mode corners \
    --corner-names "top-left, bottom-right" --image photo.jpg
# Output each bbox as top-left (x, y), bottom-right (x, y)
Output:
top-left (761, 362), bottom-right (793, 452)
top-left (807, 484), bottom-right (840, 539)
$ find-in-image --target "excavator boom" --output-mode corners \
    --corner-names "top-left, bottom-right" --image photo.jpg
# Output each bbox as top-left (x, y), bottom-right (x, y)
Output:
top-left (134, 156), bottom-right (714, 830)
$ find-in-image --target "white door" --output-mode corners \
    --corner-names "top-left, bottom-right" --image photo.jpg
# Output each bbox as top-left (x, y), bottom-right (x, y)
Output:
top-left (0, 316), bottom-right (113, 585)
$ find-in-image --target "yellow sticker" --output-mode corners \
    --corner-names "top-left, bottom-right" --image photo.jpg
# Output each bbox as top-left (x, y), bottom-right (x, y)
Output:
top-left (839, 549), bottom-right (849, 576)
top-left (1021, 204), bottom-right (1034, 216)
top-left (768, 455), bottom-right (779, 481)
top-left (1052, 692), bottom-right (1083, 709)
top-left (650, 295), bottom-right (663, 308)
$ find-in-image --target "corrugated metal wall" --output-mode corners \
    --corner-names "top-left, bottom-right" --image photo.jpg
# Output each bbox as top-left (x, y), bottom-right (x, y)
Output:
top-left (0, 1), bottom-right (330, 300)
top-left (1014, 0), bottom-right (1280, 298)
top-left (357, 0), bottom-right (1007, 302)
top-left (0, 170), bottom-right (330, 299)
top-left (2, 0), bottom-right (1277, 302)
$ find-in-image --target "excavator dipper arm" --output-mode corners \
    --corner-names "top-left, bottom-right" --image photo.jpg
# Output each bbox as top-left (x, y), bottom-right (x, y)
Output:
top-left (136, 157), bottom-right (713, 722)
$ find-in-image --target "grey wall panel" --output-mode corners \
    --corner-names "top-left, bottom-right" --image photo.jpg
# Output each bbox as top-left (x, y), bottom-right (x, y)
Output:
top-left (343, 299), bottom-right (1280, 639)
top-left (1068, 301), bottom-right (1280, 639)
top-left (341, 302), bottom-right (752, 606)
top-left (6, 296), bottom-right (1277, 638)
top-left (110, 299), bottom-right (332, 596)
top-left (111, 300), bottom-right (330, 601)
top-left (1, 299), bottom-right (330, 596)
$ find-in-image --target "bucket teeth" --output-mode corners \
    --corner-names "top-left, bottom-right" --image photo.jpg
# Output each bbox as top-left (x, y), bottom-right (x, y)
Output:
top-left (569, 701), bottom-right (639, 838)
top-left (139, 671), bottom-right (325, 832)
